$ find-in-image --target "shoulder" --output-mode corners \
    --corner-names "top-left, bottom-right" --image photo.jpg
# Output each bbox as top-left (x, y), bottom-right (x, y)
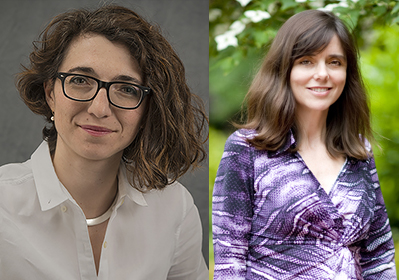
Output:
top-left (356, 137), bottom-right (374, 162)
top-left (143, 181), bottom-right (195, 217)
top-left (363, 137), bottom-right (373, 154)
top-left (217, 130), bottom-right (258, 178)
top-left (0, 160), bottom-right (33, 186)
top-left (0, 160), bottom-right (36, 210)
top-left (226, 128), bottom-right (261, 153)
top-left (226, 129), bottom-right (256, 146)
top-left (140, 182), bottom-right (201, 234)
top-left (223, 129), bottom-right (258, 156)
top-left (150, 181), bottom-right (193, 202)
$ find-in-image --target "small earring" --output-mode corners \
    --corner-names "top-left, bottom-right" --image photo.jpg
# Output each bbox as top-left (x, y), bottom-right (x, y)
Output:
top-left (51, 113), bottom-right (54, 122)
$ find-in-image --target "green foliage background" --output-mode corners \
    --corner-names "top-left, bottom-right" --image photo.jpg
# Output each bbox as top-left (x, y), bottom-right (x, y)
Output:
top-left (209, 0), bottom-right (399, 277)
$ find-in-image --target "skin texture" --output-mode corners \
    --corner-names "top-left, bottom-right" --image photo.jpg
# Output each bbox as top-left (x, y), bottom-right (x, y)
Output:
top-left (45, 33), bottom-right (146, 164)
top-left (290, 35), bottom-right (347, 116)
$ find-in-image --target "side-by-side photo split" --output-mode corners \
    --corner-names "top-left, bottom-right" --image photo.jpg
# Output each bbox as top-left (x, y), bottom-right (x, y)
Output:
top-left (0, 0), bottom-right (208, 279)
top-left (1, 0), bottom-right (399, 279)
top-left (210, 0), bottom-right (399, 279)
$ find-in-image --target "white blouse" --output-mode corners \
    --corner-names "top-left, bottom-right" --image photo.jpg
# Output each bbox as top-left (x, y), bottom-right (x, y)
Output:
top-left (0, 141), bottom-right (208, 279)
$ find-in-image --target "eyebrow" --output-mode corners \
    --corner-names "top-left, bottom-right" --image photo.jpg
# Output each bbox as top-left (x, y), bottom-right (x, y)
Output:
top-left (66, 66), bottom-right (142, 84)
top-left (329, 54), bottom-right (346, 61)
top-left (67, 66), bottom-right (95, 75)
top-left (113, 75), bottom-right (141, 84)
top-left (300, 53), bottom-right (346, 59)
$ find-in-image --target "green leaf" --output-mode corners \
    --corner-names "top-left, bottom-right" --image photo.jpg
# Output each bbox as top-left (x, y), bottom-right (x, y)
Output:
top-left (281, 0), bottom-right (298, 11)
top-left (373, 5), bottom-right (388, 17)
top-left (253, 29), bottom-right (272, 48)
top-left (392, 16), bottom-right (399, 24)
top-left (218, 56), bottom-right (235, 73)
top-left (392, 2), bottom-right (399, 15)
top-left (335, 7), bottom-right (360, 30)
top-left (347, 9), bottom-right (360, 29)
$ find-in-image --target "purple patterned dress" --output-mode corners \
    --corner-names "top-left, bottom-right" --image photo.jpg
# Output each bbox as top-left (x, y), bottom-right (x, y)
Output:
top-left (212, 129), bottom-right (396, 279)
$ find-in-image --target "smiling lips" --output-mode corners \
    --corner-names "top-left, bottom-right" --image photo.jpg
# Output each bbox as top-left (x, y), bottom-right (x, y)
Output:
top-left (307, 87), bottom-right (332, 96)
top-left (80, 125), bottom-right (113, 137)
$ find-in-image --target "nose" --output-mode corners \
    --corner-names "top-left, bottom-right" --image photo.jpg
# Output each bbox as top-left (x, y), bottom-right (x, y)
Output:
top-left (87, 87), bottom-right (112, 118)
top-left (313, 63), bottom-right (329, 80)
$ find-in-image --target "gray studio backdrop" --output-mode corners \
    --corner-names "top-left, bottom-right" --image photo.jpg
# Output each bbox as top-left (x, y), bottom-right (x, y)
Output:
top-left (0, 0), bottom-right (209, 264)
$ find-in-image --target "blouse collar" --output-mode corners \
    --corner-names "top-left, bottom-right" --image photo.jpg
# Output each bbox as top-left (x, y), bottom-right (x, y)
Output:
top-left (242, 129), bottom-right (296, 158)
top-left (32, 141), bottom-right (148, 212)
top-left (32, 141), bottom-right (68, 211)
top-left (267, 130), bottom-right (296, 158)
top-left (117, 164), bottom-right (148, 207)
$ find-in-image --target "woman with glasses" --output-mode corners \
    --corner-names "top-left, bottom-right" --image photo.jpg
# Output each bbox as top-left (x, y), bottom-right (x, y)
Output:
top-left (212, 10), bottom-right (396, 279)
top-left (0, 5), bottom-right (207, 279)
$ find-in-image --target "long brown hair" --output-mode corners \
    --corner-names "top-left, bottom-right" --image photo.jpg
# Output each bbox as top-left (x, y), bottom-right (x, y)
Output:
top-left (239, 10), bottom-right (372, 160)
top-left (17, 5), bottom-right (207, 191)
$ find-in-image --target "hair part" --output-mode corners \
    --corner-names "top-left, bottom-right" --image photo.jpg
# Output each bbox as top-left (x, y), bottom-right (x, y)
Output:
top-left (238, 10), bottom-right (373, 160)
top-left (17, 5), bottom-right (208, 191)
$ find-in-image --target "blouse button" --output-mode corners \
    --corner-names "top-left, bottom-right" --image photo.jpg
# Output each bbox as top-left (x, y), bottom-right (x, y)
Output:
top-left (61, 205), bottom-right (67, 212)
top-left (103, 241), bottom-right (108, 248)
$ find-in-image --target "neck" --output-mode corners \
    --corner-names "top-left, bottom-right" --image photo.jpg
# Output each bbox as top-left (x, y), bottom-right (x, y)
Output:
top-left (296, 108), bottom-right (328, 150)
top-left (52, 144), bottom-right (120, 219)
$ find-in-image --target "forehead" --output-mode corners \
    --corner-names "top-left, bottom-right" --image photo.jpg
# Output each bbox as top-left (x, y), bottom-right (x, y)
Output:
top-left (294, 32), bottom-right (346, 59)
top-left (323, 35), bottom-right (344, 54)
top-left (306, 35), bottom-right (345, 59)
top-left (59, 33), bottom-right (142, 80)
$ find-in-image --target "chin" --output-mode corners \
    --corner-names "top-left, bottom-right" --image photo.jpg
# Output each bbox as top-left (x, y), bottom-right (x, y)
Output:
top-left (312, 106), bottom-right (331, 112)
top-left (308, 101), bottom-right (336, 112)
top-left (78, 146), bottom-right (124, 162)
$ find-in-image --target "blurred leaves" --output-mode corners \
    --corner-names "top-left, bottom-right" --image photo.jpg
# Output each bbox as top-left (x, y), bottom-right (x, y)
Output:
top-left (209, 0), bottom-right (399, 229)
top-left (362, 24), bottom-right (399, 227)
top-left (210, 0), bottom-right (399, 128)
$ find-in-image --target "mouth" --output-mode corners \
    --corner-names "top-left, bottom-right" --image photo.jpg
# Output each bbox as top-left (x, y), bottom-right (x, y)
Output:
top-left (308, 87), bottom-right (332, 92)
top-left (79, 125), bottom-right (114, 137)
top-left (307, 87), bottom-right (332, 96)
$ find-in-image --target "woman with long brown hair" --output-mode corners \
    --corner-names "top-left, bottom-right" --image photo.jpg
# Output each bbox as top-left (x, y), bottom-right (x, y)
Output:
top-left (212, 10), bottom-right (396, 279)
top-left (0, 5), bottom-right (208, 279)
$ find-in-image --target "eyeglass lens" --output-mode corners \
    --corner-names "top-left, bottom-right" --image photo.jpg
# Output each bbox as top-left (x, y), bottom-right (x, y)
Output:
top-left (64, 75), bottom-right (143, 108)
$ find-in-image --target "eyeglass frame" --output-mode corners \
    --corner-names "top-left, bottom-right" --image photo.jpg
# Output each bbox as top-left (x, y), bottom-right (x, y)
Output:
top-left (56, 72), bottom-right (152, 110)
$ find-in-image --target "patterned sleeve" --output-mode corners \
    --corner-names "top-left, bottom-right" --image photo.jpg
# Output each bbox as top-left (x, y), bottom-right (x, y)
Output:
top-left (360, 155), bottom-right (397, 279)
top-left (212, 131), bottom-right (255, 279)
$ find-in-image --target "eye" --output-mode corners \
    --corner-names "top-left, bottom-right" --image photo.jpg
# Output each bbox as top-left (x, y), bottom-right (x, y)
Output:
top-left (115, 84), bottom-right (140, 96)
top-left (69, 76), bottom-right (90, 85)
top-left (122, 86), bottom-right (136, 94)
top-left (330, 60), bottom-right (342, 66)
top-left (299, 59), bottom-right (311, 65)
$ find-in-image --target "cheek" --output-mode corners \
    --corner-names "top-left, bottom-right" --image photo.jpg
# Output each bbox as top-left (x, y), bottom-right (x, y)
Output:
top-left (120, 111), bottom-right (145, 135)
top-left (333, 71), bottom-right (347, 89)
top-left (56, 102), bottom-right (86, 122)
top-left (53, 86), bottom-right (81, 113)
top-left (290, 68), bottom-right (308, 88)
top-left (290, 69), bottom-right (304, 98)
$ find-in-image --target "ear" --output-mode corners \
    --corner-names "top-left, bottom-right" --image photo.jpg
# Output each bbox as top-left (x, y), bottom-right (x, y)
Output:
top-left (44, 80), bottom-right (55, 112)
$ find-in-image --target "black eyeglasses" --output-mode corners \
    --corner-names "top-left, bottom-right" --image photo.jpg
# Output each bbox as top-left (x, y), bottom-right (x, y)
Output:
top-left (56, 72), bottom-right (151, 110)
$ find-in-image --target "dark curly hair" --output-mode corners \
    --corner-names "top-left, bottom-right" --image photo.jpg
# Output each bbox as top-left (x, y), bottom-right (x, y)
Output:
top-left (17, 5), bottom-right (208, 191)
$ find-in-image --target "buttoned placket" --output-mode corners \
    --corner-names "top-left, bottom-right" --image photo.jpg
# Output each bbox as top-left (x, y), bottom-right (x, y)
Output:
top-left (97, 196), bottom-right (126, 280)
top-left (61, 199), bottom-right (98, 280)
